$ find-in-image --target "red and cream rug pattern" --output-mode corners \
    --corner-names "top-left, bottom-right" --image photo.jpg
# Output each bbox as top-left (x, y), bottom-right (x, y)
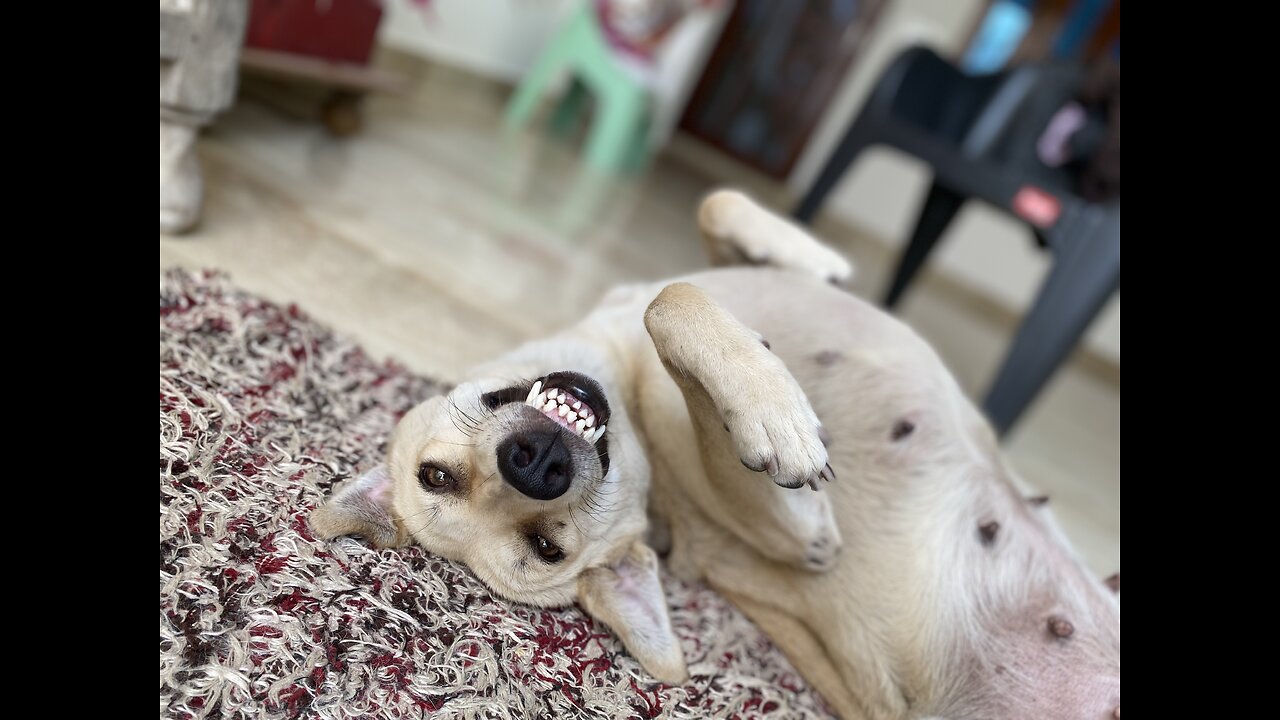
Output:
top-left (160, 270), bottom-right (832, 719)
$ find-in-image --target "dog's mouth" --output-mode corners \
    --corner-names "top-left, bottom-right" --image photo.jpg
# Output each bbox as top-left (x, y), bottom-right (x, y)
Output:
top-left (523, 371), bottom-right (610, 444)
top-left (483, 371), bottom-right (612, 477)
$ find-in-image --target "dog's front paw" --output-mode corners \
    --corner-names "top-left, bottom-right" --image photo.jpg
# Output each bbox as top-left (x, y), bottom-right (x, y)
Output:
top-left (726, 362), bottom-right (834, 490)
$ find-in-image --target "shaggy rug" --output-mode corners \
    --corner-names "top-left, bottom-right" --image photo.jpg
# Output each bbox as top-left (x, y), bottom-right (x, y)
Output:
top-left (160, 270), bottom-right (833, 720)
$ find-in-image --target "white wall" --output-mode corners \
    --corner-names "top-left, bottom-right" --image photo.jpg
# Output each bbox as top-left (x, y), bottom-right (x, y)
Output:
top-left (379, 0), bottom-right (730, 148)
top-left (380, 0), bottom-right (572, 82)
top-left (789, 0), bottom-right (1120, 362)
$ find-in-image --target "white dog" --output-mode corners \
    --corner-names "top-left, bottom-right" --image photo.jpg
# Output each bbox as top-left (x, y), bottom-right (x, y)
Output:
top-left (313, 191), bottom-right (1120, 719)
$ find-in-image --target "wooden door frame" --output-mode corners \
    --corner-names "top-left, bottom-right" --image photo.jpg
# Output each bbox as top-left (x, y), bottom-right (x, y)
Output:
top-left (679, 0), bottom-right (886, 179)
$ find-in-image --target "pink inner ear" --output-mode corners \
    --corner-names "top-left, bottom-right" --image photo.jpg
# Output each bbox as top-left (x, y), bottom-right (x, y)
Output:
top-left (613, 555), bottom-right (664, 628)
top-left (358, 465), bottom-right (394, 507)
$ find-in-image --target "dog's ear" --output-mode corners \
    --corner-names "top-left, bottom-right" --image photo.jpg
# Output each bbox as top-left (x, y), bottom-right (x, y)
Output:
top-left (310, 464), bottom-right (408, 548)
top-left (578, 541), bottom-right (688, 684)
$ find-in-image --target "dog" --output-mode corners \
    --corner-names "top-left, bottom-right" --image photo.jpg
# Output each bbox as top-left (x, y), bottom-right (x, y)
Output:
top-left (312, 190), bottom-right (1120, 719)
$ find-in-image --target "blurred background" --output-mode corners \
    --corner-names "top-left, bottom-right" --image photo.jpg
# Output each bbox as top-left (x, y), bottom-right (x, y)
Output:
top-left (159, 0), bottom-right (1119, 571)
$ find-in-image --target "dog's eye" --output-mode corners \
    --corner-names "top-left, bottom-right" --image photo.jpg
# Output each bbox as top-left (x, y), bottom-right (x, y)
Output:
top-left (531, 534), bottom-right (564, 563)
top-left (418, 463), bottom-right (454, 492)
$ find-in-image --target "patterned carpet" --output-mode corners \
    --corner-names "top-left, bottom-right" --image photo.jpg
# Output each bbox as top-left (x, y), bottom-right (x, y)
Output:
top-left (159, 269), bottom-right (832, 719)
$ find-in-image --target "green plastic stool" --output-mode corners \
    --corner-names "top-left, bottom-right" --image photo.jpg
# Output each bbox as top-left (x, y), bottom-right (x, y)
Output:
top-left (503, 2), bottom-right (651, 171)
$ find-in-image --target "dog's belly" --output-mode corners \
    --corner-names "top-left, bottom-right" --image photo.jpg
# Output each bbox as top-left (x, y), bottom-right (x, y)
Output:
top-left (644, 268), bottom-right (1120, 719)
top-left (670, 267), bottom-right (969, 469)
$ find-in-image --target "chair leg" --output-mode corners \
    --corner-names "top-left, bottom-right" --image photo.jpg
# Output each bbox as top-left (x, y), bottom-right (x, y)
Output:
top-left (883, 181), bottom-right (966, 309)
top-left (503, 43), bottom-right (568, 131)
top-left (983, 207), bottom-right (1121, 436)
top-left (793, 122), bottom-right (871, 223)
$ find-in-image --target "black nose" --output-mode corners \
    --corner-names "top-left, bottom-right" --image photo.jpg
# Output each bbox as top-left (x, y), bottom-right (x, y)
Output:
top-left (497, 430), bottom-right (573, 500)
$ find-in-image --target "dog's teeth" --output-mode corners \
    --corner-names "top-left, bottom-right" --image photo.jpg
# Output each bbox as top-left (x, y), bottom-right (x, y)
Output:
top-left (558, 404), bottom-right (570, 417)
top-left (573, 400), bottom-right (582, 411)
top-left (575, 419), bottom-right (586, 434)
top-left (583, 427), bottom-right (596, 442)
top-left (591, 424), bottom-right (607, 444)
top-left (566, 410), bottom-right (578, 423)
top-left (542, 399), bottom-right (557, 412)
top-left (585, 414), bottom-right (595, 428)
top-left (530, 391), bottom-right (547, 408)
top-left (526, 381), bottom-right (543, 404)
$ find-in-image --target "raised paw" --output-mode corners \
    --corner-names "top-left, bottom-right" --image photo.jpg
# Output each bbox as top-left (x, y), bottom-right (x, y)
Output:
top-left (643, 281), bottom-right (836, 491)
top-left (726, 363), bottom-right (833, 490)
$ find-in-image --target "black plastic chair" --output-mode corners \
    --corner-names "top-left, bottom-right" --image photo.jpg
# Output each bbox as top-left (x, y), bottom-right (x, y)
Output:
top-left (795, 47), bottom-right (1119, 437)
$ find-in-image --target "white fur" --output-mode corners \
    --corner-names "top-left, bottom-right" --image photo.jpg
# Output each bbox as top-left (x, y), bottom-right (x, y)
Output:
top-left (314, 191), bottom-right (1120, 719)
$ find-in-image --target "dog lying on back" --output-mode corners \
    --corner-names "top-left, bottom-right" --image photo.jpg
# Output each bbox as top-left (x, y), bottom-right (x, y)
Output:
top-left (313, 191), bottom-right (1120, 719)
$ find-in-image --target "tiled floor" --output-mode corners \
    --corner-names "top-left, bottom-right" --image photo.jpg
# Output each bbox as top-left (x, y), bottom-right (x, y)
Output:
top-left (160, 61), bottom-right (1119, 577)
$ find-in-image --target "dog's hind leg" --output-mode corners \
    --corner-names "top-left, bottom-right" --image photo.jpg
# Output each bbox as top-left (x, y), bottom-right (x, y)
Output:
top-left (719, 588), bottom-right (869, 720)
top-left (698, 190), bottom-right (853, 284)
top-left (642, 282), bottom-right (842, 571)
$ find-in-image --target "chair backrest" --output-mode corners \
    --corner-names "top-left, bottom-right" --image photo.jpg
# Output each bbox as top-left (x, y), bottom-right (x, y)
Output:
top-left (883, 48), bottom-right (1010, 143)
top-left (873, 47), bottom-right (1087, 176)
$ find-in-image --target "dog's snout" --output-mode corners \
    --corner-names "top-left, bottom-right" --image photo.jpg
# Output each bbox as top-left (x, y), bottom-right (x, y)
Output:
top-left (497, 430), bottom-right (573, 500)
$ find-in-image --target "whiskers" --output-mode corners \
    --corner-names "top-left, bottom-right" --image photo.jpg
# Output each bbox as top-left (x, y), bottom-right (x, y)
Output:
top-left (402, 504), bottom-right (443, 537)
top-left (446, 397), bottom-right (487, 438)
top-left (444, 375), bottom-right (536, 438)
top-left (475, 469), bottom-right (499, 491)
top-left (568, 463), bottom-right (618, 531)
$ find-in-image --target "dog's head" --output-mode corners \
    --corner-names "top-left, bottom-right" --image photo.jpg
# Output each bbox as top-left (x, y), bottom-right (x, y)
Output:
top-left (312, 368), bottom-right (687, 682)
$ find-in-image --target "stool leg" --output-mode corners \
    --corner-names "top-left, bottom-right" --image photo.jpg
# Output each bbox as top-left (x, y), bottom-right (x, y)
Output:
top-left (504, 43), bottom-right (569, 130)
top-left (586, 85), bottom-right (645, 170)
top-left (549, 76), bottom-right (591, 136)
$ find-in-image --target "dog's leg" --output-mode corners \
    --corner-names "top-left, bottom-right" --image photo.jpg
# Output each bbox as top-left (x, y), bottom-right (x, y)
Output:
top-left (698, 190), bottom-right (853, 283)
top-left (674, 504), bottom-right (905, 720)
top-left (642, 282), bottom-right (842, 571)
top-left (719, 588), bottom-right (869, 720)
